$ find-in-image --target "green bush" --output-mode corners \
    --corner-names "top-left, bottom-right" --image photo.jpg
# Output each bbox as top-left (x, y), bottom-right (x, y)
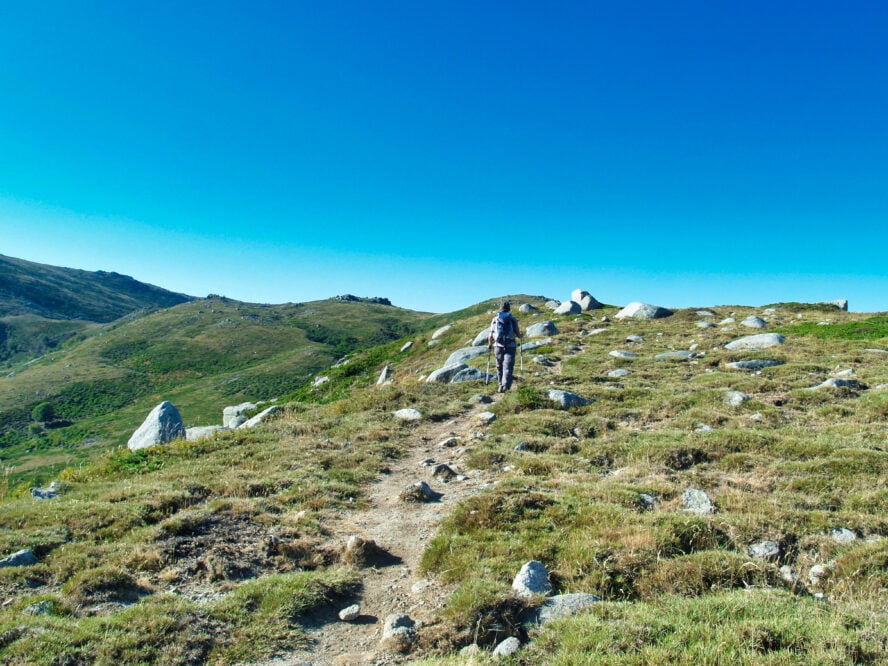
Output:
top-left (31, 402), bottom-right (56, 422)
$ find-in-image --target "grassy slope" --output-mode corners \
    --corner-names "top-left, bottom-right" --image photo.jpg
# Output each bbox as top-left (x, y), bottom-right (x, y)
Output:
top-left (1, 299), bottom-right (887, 663)
top-left (0, 296), bottom-right (431, 487)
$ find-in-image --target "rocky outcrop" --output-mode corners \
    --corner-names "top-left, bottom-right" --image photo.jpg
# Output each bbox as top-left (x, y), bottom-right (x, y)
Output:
top-left (127, 401), bottom-right (185, 451)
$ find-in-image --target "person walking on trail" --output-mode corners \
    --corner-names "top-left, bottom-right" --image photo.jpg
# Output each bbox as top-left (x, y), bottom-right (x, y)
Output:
top-left (488, 301), bottom-right (522, 393)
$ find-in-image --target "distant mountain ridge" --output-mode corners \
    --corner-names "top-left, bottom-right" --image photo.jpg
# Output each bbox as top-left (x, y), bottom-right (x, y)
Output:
top-left (0, 254), bottom-right (194, 322)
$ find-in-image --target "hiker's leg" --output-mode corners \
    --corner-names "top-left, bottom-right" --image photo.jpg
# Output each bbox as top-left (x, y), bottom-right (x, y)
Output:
top-left (495, 346), bottom-right (505, 389)
top-left (502, 347), bottom-right (516, 390)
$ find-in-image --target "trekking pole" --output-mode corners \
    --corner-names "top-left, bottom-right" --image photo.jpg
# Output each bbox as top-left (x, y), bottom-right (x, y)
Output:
top-left (519, 341), bottom-right (523, 381)
top-left (486, 346), bottom-right (491, 385)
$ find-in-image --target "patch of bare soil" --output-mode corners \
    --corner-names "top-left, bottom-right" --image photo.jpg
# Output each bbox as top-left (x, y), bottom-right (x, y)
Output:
top-left (258, 395), bottom-right (503, 666)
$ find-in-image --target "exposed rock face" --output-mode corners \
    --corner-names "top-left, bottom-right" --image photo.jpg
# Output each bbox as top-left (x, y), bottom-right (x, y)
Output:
top-left (547, 389), bottom-right (591, 410)
top-left (393, 408), bottom-right (422, 421)
top-left (724, 333), bottom-right (785, 350)
top-left (526, 321), bottom-right (558, 338)
top-left (223, 402), bottom-right (257, 428)
top-left (683, 488), bottom-right (714, 514)
top-left (512, 560), bottom-right (552, 597)
top-left (554, 300), bottom-right (582, 315)
top-left (237, 405), bottom-right (282, 430)
top-left (473, 328), bottom-right (491, 346)
top-left (614, 302), bottom-right (673, 320)
top-left (127, 401), bottom-right (185, 451)
top-left (0, 549), bottom-right (38, 568)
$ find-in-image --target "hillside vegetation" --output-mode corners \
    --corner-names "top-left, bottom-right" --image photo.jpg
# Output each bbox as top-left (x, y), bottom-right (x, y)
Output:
top-left (0, 254), bottom-right (194, 365)
top-left (0, 296), bottom-right (432, 488)
top-left (1, 297), bottom-right (887, 664)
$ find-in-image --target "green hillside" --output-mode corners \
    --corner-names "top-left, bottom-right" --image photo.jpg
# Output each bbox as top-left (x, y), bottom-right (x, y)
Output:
top-left (1, 298), bottom-right (887, 664)
top-left (0, 254), bottom-right (194, 365)
top-left (0, 295), bottom-right (432, 486)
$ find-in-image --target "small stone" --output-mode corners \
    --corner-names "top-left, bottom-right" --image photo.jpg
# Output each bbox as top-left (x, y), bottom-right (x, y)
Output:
top-left (694, 423), bottom-right (714, 432)
top-left (742, 316), bottom-right (767, 329)
top-left (683, 488), bottom-right (714, 515)
top-left (725, 390), bottom-right (750, 407)
top-left (808, 564), bottom-right (828, 587)
top-left (780, 565), bottom-right (798, 584)
top-left (609, 350), bottom-right (638, 359)
top-left (547, 389), bottom-right (591, 410)
top-left (380, 613), bottom-right (416, 654)
top-left (830, 528), bottom-right (857, 543)
top-left (478, 411), bottom-right (497, 424)
top-left (399, 341), bottom-right (414, 352)
top-left (608, 368), bottom-right (630, 378)
top-left (625, 334), bottom-right (644, 343)
top-left (512, 560), bottom-right (552, 598)
top-left (431, 324), bottom-right (453, 340)
top-left (748, 540), bottom-right (780, 560)
top-left (811, 378), bottom-right (863, 390)
top-left (339, 604), bottom-right (361, 621)
top-left (514, 441), bottom-right (528, 451)
top-left (433, 464), bottom-right (457, 481)
top-left (726, 359), bottom-right (783, 371)
top-left (400, 481), bottom-right (435, 503)
top-left (438, 437), bottom-right (459, 447)
top-left (724, 333), bottom-right (785, 351)
top-left (492, 636), bottom-right (522, 657)
top-left (0, 549), bottom-right (38, 568)
top-left (655, 350), bottom-right (695, 361)
top-left (393, 408), bottom-right (422, 421)
top-left (469, 394), bottom-right (493, 404)
top-left (639, 493), bottom-right (658, 511)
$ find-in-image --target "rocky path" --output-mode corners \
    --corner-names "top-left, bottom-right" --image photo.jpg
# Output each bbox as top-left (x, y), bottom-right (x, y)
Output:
top-left (261, 394), bottom-right (501, 666)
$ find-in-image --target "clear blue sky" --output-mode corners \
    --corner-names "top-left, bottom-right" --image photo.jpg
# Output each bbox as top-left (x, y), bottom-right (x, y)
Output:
top-left (2, 1), bottom-right (886, 313)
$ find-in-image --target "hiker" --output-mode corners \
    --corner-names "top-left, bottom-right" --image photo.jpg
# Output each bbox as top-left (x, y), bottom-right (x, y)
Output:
top-left (488, 301), bottom-right (522, 393)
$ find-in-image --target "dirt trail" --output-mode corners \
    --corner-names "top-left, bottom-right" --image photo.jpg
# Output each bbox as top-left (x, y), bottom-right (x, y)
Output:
top-left (262, 394), bottom-right (501, 666)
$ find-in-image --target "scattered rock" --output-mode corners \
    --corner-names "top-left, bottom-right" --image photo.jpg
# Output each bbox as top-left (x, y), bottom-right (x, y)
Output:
top-left (683, 488), bottom-right (714, 515)
top-left (609, 350), bottom-right (638, 359)
top-left (514, 442), bottom-right (528, 451)
top-left (24, 601), bottom-right (52, 616)
top-left (614, 302), bottom-right (673, 320)
top-left (742, 316), bottom-right (767, 329)
top-left (426, 364), bottom-right (468, 383)
top-left (748, 540), bottom-right (780, 560)
top-left (431, 324), bottom-right (453, 340)
top-left (399, 341), bottom-right (414, 352)
top-left (831, 528), bottom-right (857, 543)
top-left (377, 364), bottom-right (393, 385)
top-left (127, 401), bottom-right (186, 451)
top-left (608, 368), bottom-right (630, 378)
top-left (554, 300), bottom-right (582, 315)
top-left (780, 565), bottom-right (798, 584)
top-left (724, 333), bottom-right (785, 351)
top-left (639, 493), bottom-right (658, 511)
top-left (523, 593), bottom-right (601, 626)
top-left (432, 464), bottom-right (457, 482)
top-left (808, 564), bottom-right (829, 587)
top-left (833, 368), bottom-right (855, 377)
top-left (478, 411), bottom-right (497, 424)
top-left (380, 613), bottom-right (416, 654)
top-left (469, 394), bottom-right (493, 404)
top-left (342, 535), bottom-right (382, 567)
top-left (811, 378), bottom-right (863, 390)
top-left (655, 350), bottom-right (695, 361)
top-left (30, 481), bottom-right (61, 499)
top-left (726, 359), bottom-right (783, 371)
top-left (393, 408), bottom-right (422, 421)
top-left (519, 303), bottom-right (539, 314)
top-left (521, 338), bottom-right (553, 351)
top-left (222, 402), bottom-right (257, 428)
top-left (312, 375), bottom-right (330, 387)
top-left (0, 549), bottom-right (38, 568)
top-left (531, 355), bottom-right (554, 367)
top-left (697, 321), bottom-right (716, 329)
top-left (438, 437), bottom-right (459, 448)
top-left (626, 334), bottom-right (644, 344)
top-left (399, 481), bottom-right (436, 503)
top-left (492, 637), bottom-right (522, 657)
top-left (451, 367), bottom-right (495, 384)
top-left (826, 299), bottom-right (849, 311)
top-left (720, 317), bottom-right (736, 325)
top-left (547, 389), bottom-right (591, 410)
top-left (185, 425), bottom-right (227, 441)
top-left (545, 299), bottom-right (561, 310)
top-left (696, 310), bottom-right (717, 317)
top-left (512, 560), bottom-right (552, 598)
top-left (472, 328), bottom-right (491, 346)
top-left (237, 405), bottom-right (283, 430)
top-left (526, 321), bottom-right (559, 338)
top-left (694, 423), bottom-right (714, 432)
top-left (339, 604), bottom-right (361, 621)
top-left (725, 390), bottom-right (750, 407)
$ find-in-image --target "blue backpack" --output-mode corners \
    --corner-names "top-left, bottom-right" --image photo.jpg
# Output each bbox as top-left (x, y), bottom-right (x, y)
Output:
top-left (494, 312), bottom-right (516, 344)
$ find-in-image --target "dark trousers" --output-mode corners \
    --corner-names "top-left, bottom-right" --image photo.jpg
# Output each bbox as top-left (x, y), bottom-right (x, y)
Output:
top-left (495, 344), bottom-right (517, 391)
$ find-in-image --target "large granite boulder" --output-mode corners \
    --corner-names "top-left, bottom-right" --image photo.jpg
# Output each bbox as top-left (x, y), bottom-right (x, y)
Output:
top-left (724, 333), bottom-right (785, 351)
top-left (571, 289), bottom-right (604, 310)
top-left (554, 300), bottom-right (582, 315)
top-left (237, 405), bottom-right (283, 430)
top-left (446, 347), bottom-right (489, 367)
top-left (547, 389), bottom-right (592, 410)
top-left (426, 363), bottom-right (468, 383)
top-left (127, 401), bottom-right (185, 451)
top-left (615, 302), bottom-right (673, 320)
